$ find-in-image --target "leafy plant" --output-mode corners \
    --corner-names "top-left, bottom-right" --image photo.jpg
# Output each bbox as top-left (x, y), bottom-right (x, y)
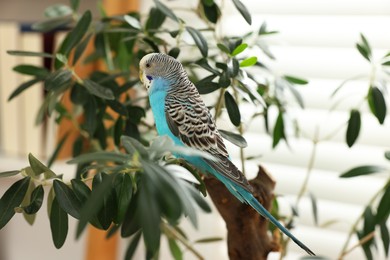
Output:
top-left (2, 0), bottom-right (307, 258)
top-left (338, 153), bottom-right (389, 260)
top-left (1, 0), bottom-right (388, 259)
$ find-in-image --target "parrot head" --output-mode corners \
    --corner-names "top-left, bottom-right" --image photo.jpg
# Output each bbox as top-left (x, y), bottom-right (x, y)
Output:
top-left (139, 53), bottom-right (184, 91)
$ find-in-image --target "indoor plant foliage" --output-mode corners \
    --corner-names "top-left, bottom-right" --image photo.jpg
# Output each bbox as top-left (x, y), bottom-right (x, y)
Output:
top-left (0, 0), bottom-right (389, 259)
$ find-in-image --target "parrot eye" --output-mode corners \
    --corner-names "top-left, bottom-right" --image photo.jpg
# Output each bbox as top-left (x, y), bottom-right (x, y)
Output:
top-left (146, 63), bottom-right (151, 68)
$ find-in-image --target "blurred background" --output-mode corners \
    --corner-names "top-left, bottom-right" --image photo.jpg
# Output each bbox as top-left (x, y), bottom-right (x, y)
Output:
top-left (0, 0), bottom-right (389, 259)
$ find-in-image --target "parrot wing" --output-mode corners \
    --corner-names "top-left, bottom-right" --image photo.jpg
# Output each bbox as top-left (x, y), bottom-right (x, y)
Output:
top-left (165, 93), bottom-right (252, 192)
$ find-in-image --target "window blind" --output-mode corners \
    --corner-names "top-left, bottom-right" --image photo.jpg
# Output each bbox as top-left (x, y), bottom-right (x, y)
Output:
top-left (138, 0), bottom-right (390, 259)
top-left (220, 0), bottom-right (390, 259)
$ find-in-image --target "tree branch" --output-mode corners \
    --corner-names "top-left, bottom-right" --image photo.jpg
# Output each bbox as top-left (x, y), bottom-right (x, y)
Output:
top-left (204, 165), bottom-right (280, 260)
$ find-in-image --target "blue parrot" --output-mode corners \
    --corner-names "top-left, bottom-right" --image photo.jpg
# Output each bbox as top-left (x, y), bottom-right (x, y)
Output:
top-left (139, 53), bottom-right (315, 256)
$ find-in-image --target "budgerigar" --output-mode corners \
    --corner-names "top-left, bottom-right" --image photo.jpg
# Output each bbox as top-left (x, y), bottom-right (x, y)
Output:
top-left (139, 53), bottom-right (315, 256)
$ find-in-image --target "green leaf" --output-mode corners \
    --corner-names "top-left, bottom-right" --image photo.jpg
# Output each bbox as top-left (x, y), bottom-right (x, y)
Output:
top-left (47, 187), bottom-right (55, 218)
top-left (367, 86), bottom-right (387, 124)
top-left (217, 43), bottom-right (230, 54)
top-left (31, 16), bottom-right (73, 32)
top-left (53, 180), bottom-right (82, 219)
top-left (195, 75), bottom-right (217, 89)
top-left (45, 69), bottom-right (72, 91)
top-left (83, 79), bottom-right (115, 100)
top-left (28, 153), bottom-right (57, 178)
top-left (380, 221), bottom-right (390, 257)
top-left (184, 181), bottom-right (211, 213)
top-left (7, 50), bottom-right (53, 58)
top-left (68, 151), bottom-right (129, 165)
top-left (346, 109), bottom-right (361, 147)
top-left (186, 27), bottom-right (208, 57)
top-left (168, 47), bottom-right (180, 59)
top-left (356, 33), bottom-right (372, 61)
top-left (55, 10), bottom-right (92, 68)
top-left (285, 81), bottom-right (305, 108)
top-left (232, 0), bottom-right (252, 25)
top-left (0, 177), bottom-right (30, 229)
top-left (231, 43), bottom-right (248, 56)
top-left (219, 129), bottom-right (247, 148)
top-left (153, 0), bottom-right (179, 22)
top-left (202, 0), bottom-right (214, 6)
top-left (50, 197), bottom-right (68, 249)
top-left (0, 170), bottom-right (20, 178)
top-left (71, 179), bottom-right (90, 204)
top-left (145, 7), bottom-right (166, 31)
top-left (381, 61), bottom-right (390, 66)
top-left (218, 72), bottom-right (230, 88)
top-left (13, 65), bottom-right (49, 78)
top-left (340, 165), bottom-right (387, 178)
top-left (124, 15), bottom-right (141, 29)
top-left (259, 22), bottom-right (278, 36)
top-left (357, 229), bottom-right (373, 260)
top-left (107, 100), bottom-right (128, 116)
top-left (385, 151), bottom-right (390, 161)
top-left (194, 237), bottom-right (223, 243)
top-left (44, 4), bottom-right (72, 18)
top-left (224, 91), bottom-right (241, 126)
top-left (196, 82), bottom-right (220, 94)
top-left (22, 185), bottom-right (44, 214)
top-left (273, 112), bottom-right (285, 148)
top-left (228, 58), bottom-right (239, 77)
top-left (124, 232), bottom-right (142, 260)
top-left (195, 59), bottom-right (219, 75)
top-left (15, 180), bottom-right (34, 218)
top-left (121, 193), bottom-right (140, 238)
top-left (283, 75), bottom-right (308, 85)
top-left (363, 207), bottom-right (375, 244)
top-left (55, 53), bottom-right (68, 66)
top-left (8, 78), bottom-right (42, 101)
top-left (76, 174), bottom-right (114, 238)
top-left (376, 186), bottom-right (390, 223)
top-left (113, 117), bottom-right (124, 146)
top-left (239, 56), bottom-right (257, 67)
top-left (138, 172), bottom-right (161, 254)
top-left (120, 135), bottom-right (148, 158)
top-left (356, 44), bottom-right (370, 62)
top-left (201, 2), bottom-right (220, 24)
top-left (309, 193), bottom-right (318, 226)
top-left (113, 174), bottom-right (133, 224)
top-left (70, 0), bottom-right (80, 11)
top-left (73, 33), bottom-right (92, 65)
top-left (142, 162), bottom-right (182, 223)
top-left (82, 98), bottom-right (97, 136)
top-left (168, 238), bottom-right (183, 260)
top-left (93, 173), bottom-right (116, 230)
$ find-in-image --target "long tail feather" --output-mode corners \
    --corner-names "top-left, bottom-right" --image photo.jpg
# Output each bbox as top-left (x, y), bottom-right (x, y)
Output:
top-left (202, 159), bottom-right (315, 255)
top-left (238, 185), bottom-right (315, 256)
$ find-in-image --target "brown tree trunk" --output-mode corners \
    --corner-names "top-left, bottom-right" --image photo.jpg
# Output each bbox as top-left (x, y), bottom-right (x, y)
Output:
top-left (204, 165), bottom-right (280, 260)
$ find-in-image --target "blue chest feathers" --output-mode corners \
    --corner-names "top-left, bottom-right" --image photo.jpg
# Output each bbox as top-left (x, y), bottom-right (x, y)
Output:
top-left (148, 78), bottom-right (212, 175)
top-left (148, 78), bottom-right (181, 146)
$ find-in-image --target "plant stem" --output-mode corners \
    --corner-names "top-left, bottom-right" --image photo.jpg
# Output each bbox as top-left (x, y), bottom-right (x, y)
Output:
top-left (232, 85), bottom-right (246, 175)
top-left (161, 222), bottom-right (204, 260)
top-left (339, 231), bottom-right (375, 259)
top-left (337, 179), bottom-right (390, 259)
top-left (296, 126), bottom-right (319, 204)
top-left (214, 88), bottom-right (226, 122)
